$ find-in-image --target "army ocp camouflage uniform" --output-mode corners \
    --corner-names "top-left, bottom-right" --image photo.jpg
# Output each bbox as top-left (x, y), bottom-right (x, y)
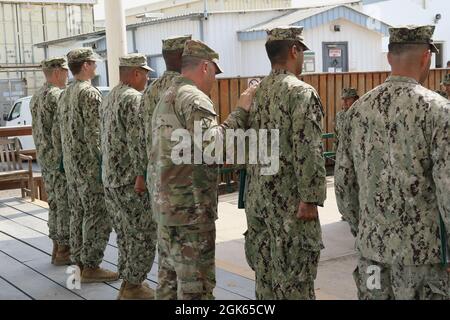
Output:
top-left (30, 57), bottom-right (70, 246)
top-left (101, 53), bottom-right (157, 285)
top-left (140, 35), bottom-right (191, 202)
top-left (245, 27), bottom-right (326, 300)
top-left (150, 40), bottom-right (248, 300)
top-left (335, 25), bottom-right (450, 300)
top-left (58, 48), bottom-right (111, 268)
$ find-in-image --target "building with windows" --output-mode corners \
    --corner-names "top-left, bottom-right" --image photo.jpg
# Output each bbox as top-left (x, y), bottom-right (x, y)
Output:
top-left (0, 0), bottom-right (96, 121)
top-left (37, 1), bottom-right (393, 86)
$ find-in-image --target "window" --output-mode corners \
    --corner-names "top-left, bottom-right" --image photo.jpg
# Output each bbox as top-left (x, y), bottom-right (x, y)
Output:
top-left (66, 5), bottom-right (82, 36)
top-left (8, 102), bottom-right (22, 121)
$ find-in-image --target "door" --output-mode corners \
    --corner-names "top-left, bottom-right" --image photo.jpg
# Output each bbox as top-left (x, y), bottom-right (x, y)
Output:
top-left (0, 79), bottom-right (27, 126)
top-left (6, 99), bottom-right (35, 150)
top-left (7, 101), bottom-right (22, 125)
top-left (322, 42), bottom-right (348, 73)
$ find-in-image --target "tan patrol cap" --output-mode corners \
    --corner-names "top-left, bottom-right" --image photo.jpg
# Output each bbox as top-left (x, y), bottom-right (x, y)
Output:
top-left (183, 40), bottom-right (223, 75)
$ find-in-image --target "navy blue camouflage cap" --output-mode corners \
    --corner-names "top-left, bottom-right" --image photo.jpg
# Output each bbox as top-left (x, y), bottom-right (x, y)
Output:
top-left (341, 88), bottom-right (359, 99)
top-left (389, 25), bottom-right (439, 53)
top-left (266, 26), bottom-right (310, 51)
top-left (162, 35), bottom-right (192, 51)
top-left (41, 57), bottom-right (69, 70)
top-left (441, 74), bottom-right (450, 86)
top-left (67, 48), bottom-right (103, 64)
top-left (119, 53), bottom-right (153, 71)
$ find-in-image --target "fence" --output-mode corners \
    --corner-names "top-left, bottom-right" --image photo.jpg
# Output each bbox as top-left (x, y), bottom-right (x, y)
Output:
top-left (212, 69), bottom-right (449, 151)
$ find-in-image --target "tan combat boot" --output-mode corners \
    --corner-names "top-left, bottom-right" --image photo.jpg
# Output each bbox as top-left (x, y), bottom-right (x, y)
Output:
top-left (120, 282), bottom-right (155, 300)
top-left (51, 240), bottom-right (58, 264)
top-left (54, 245), bottom-right (72, 266)
top-left (81, 267), bottom-right (119, 283)
top-left (116, 281), bottom-right (126, 300)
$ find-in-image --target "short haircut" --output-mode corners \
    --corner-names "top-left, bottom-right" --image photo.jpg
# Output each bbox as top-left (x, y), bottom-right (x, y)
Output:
top-left (162, 49), bottom-right (183, 62)
top-left (119, 66), bottom-right (136, 78)
top-left (181, 55), bottom-right (205, 71)
top-left (68, 61), bottom-right (85, 76)
top-left (265, 40), bottom-right (303, 65)
top-left (43, 67), bottom-right (57, 77)
top-left (388, 43), bottom-right (429, 55)
top-left (163, 49), bottom-right (184, 71)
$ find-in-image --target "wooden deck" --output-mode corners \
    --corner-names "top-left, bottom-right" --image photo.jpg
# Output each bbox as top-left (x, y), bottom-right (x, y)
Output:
top-left (0, 197), bottom-right (255, 300)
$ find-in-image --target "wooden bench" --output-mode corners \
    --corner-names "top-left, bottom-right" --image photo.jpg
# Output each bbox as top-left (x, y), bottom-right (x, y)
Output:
top-left (0, 138), bottom-right (36, 201)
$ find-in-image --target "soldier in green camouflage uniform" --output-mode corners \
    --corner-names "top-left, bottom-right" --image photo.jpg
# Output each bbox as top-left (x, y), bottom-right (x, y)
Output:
top-left (101, 54), bottom-right (157, 299)
top-left (136, 35), bottom-right (191, 198)
top-left (150, 40), bottom-right (256, 300)
top-left (244, 27), bottom-right (327, 300)
top-left (441, 74), bottom-right (450, 99)
top-left (30, 57), bottom-right (71, 266)
top-left (58, 48), bottom-right (118, 283)
top-left (335, 25), bottom-right (450, 300)
top-left (335, 88), bottom-right (359, 149)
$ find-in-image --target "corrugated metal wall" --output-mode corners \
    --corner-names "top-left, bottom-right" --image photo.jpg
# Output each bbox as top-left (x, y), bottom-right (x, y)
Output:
top-left (133, 10), bottom-right (389, 77)
top-left (133, 10), bottom-right (285, 78)
top-left (134, 18), bottom-right (202, 56)
top-left (0, 1), bottom-right (95, 110)
top-left (126, 0), bottom-right (291, 24)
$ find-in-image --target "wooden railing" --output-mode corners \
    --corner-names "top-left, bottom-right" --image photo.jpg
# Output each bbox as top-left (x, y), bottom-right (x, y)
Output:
top-left (0, 125), bottom-right (45, 200)
top-left (212, 69), bottom-right (450, 151)
top-left (0, 126), bottom-right (36, 159)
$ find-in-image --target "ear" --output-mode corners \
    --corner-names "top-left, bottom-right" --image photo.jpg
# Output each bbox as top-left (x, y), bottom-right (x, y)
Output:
top-left (422, 50), bottom-right (431, 66)
top-left (290, 45), bottom-right (298, 59)
top-left (202, 61), bottom-right (209, 74)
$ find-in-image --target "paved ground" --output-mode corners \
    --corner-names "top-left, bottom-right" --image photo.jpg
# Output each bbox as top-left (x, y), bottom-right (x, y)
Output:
top-left (215, 177), bottom-right (358, 300)
top-left (0, 176), bottom-right (358, 300)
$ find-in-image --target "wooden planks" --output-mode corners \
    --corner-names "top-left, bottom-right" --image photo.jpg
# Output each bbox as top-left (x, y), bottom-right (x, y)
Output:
top-left (0, 198), bottom-right (253, 300)
top-left (0, 275), bottom-right (33, 300)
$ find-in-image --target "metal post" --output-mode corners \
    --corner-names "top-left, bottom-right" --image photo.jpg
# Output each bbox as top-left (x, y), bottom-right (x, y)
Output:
top-left (104, 0), bottom-right (127, 87)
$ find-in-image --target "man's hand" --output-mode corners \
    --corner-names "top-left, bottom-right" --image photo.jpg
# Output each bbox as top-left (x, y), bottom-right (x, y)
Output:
top-left (297, 202), bottom-right (319, 221)
top-left (238, 83), bottom-right (259, 112)
top-left (134, 175), bottom-right (146, 195)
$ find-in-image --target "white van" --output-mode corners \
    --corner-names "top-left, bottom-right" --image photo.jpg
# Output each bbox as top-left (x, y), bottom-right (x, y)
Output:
top-left (3, 87), bottom-right (110, 150)
top-left (4, 96), bottom-right (35, 150)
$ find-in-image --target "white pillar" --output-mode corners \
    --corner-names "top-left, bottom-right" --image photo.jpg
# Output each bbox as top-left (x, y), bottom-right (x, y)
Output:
top-left (104, 0), bottom-right (127, 87)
